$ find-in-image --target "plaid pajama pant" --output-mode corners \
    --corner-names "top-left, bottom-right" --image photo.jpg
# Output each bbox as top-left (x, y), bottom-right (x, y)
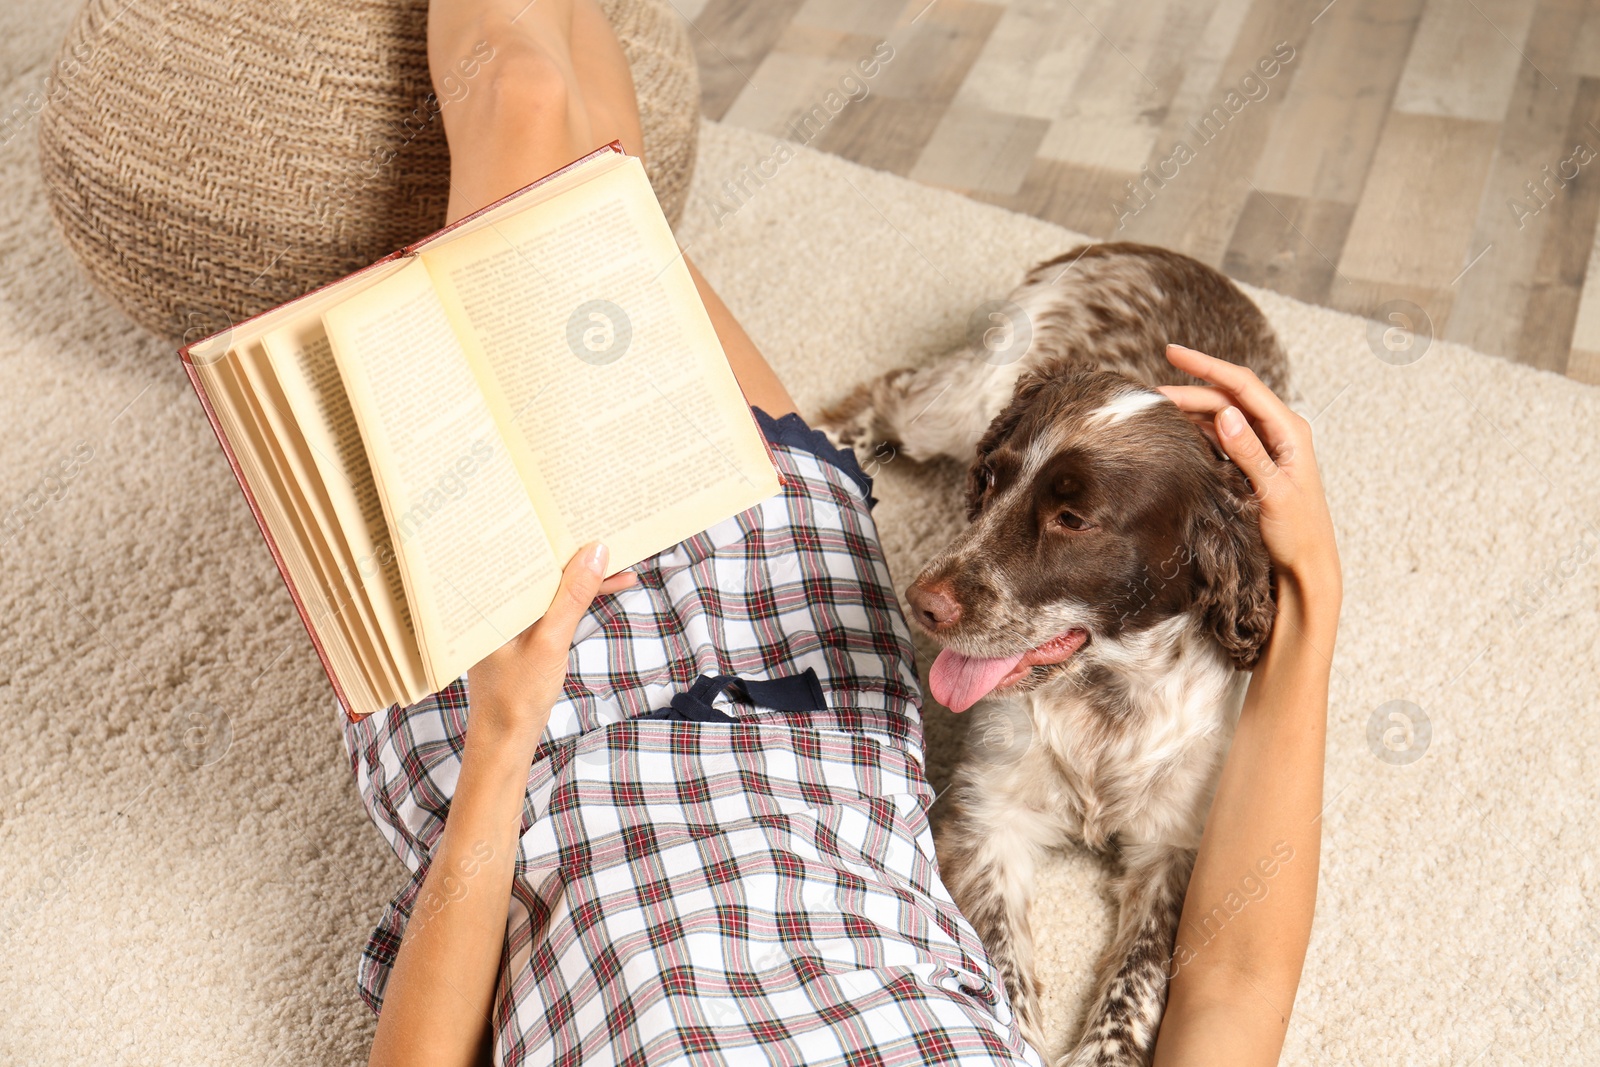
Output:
top-left (342, 410), bottom-right (1043, 1066)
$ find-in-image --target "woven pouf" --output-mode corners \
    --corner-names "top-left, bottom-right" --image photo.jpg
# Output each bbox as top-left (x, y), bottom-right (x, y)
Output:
top-left (38, 0), bottom-right (699, 345)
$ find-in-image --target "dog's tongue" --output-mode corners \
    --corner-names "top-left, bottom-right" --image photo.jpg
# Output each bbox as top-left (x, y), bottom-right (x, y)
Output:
top-left (929, 648), bottom-right (1026, 714)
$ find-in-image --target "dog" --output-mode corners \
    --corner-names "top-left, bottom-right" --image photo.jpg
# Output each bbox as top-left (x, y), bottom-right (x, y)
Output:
top-left (817, 243), bottom-right (1287, 1066)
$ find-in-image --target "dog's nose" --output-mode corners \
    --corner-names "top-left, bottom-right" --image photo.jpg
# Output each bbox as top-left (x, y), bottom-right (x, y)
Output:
top-left (907, 579), bottom-right (962, 632)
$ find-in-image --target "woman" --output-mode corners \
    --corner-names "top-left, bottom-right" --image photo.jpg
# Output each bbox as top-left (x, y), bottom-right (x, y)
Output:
top-left (352, 2), bottom-right (1342, 1064)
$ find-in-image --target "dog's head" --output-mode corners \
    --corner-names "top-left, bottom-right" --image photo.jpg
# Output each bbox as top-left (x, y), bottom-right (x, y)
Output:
top-left (907, 364), bottom-right (1275, 713)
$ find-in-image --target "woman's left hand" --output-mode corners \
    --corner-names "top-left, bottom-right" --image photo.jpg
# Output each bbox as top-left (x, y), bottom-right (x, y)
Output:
top-left (1156, 344), bottom-right (1340, 611)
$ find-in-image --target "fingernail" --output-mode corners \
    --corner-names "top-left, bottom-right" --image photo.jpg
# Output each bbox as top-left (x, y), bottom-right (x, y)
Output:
top-left (1218, 406), bottom-right (1245, 437)
top-left (584, 543), bottom-right (609, 575)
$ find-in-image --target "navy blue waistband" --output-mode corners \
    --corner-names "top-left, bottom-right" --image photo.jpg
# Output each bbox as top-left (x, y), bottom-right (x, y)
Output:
top-left (642, 669), bottom-right (828, 723)
top-left (752, 407), bottom-right (876, 508)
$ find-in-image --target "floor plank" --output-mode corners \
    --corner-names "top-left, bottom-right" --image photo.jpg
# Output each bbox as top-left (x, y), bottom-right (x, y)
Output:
top-left (1335, 112), bottom-right (1501, 317)
top-left (1114, 0), bottom-right (1312, 265)
top-left (814, 94), bottom-right (948, 175)
top-left (1251, 0), bottom-right (1424, 204)
top-left (690, 0), bottom-right (811, 121)
top-left (1569, 345), bottom-right (1600, 382)
top-left (875, 0), bottom-right (1004, 106)
top-left (1030, 0), bottom-right (1199, 173)
top-left (910, 105), bottom-right (1051, 196)
top-left (1515, 76), bottom-right (1600, 370)
top-left (1223, 189), bottom-right (1355, 305)
top-left (952, 0), bottom-right (1126, 121)
top-left (972, 156), bottom-right (1139, 240)
top-left (1446, 0), bottom-right (1593, 360)
top-left (1392, 0), bottom-right (1539, 121)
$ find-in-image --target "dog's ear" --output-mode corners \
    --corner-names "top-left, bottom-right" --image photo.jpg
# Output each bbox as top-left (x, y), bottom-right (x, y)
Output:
top-left (1190, 458), bottom-right (1276, 670)
top-left (965, 367), bottom-right (1054, 520)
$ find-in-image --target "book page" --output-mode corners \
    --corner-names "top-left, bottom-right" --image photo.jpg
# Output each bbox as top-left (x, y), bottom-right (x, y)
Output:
top-left (230, 349), bottom-right (398, 705)
top-left (420, 157), bottom-right (780, 569)
top-left (321, 257), bottom-right (563, 687)
top-left (246, 334), bottom-right (423, 706)
top-left (196, 354), bottom-right (384, 717)
top-left (260, 321), bottom-right (429, 704)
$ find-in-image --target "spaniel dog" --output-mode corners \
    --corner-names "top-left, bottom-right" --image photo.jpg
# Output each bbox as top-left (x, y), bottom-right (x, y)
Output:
top-left (818, 243), bottom-right (1287, 1066)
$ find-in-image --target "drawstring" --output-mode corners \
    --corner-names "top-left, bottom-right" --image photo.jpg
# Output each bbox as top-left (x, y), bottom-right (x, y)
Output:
top-left (642, 668), bottom-right (826, 723)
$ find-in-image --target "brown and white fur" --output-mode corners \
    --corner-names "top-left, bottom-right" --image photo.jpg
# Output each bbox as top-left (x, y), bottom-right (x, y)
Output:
top-left (817, 244), bottom-right (1286, 1066)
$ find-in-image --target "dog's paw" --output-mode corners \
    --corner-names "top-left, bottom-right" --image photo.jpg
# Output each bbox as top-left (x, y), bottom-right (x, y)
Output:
top-left (815, 387), bottom-right (893, 468)
top-left (1054, 1039), bottom-right (1141, 1067)
top-left (813, 415), bottom-right (870, 463)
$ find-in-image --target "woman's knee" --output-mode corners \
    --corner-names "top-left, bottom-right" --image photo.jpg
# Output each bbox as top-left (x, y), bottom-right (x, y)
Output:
top-left (440, 24), bottom-right (581, 149)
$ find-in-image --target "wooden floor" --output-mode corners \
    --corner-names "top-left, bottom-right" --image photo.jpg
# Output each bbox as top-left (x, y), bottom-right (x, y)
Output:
top-left (680, 0), bottom-right (1600, 383)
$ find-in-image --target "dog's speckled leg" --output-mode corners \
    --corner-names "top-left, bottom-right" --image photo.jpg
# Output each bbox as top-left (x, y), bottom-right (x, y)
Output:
top-left (1061, 843), bottom-right (1194, 1067)
top-left (933, 759), bottom-right (1064, 1057)
top-left (816, 348), bottom-right (1030, 465)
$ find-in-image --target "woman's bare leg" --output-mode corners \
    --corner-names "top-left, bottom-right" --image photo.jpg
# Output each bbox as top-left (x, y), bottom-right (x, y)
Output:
top-left (426, 0), bottom-right (796, 416)
top-left (683, 258), bottom-right (796, 417)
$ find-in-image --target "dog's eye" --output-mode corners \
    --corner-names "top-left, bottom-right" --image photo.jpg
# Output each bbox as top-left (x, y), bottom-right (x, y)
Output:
top-left (1056, 511), bottom-right (1092, 531)
top-left (973, 466), bottom-right (993, 495)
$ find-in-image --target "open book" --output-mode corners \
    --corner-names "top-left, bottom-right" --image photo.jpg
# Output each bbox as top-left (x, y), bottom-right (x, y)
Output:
top-left (182, 144), bottom-right (781, 720)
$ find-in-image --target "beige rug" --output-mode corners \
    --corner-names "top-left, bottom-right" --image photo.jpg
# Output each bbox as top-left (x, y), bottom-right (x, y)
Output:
top-left (3, 13), bottom-right (1599, 1065)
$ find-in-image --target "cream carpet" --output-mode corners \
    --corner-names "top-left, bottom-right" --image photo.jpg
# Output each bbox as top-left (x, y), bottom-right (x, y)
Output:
top-left (4, 12), bottom-right (1599, 1065)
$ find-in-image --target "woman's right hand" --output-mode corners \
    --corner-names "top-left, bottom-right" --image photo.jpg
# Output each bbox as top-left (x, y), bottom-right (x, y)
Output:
top-left (1157, 344), bottom-right (1341, 610)
top-left (466, 542), bottom-right (637, 756)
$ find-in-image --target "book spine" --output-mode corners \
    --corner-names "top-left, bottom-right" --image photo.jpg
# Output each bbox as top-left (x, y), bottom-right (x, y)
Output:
top-left (178, 355), bottom-right (364, 721)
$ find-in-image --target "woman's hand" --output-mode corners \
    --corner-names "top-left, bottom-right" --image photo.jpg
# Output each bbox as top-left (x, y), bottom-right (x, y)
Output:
top-left (1157, 345), bottom-right (1341, 610)
top-left (466, 542), bottom-right (637, 753)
